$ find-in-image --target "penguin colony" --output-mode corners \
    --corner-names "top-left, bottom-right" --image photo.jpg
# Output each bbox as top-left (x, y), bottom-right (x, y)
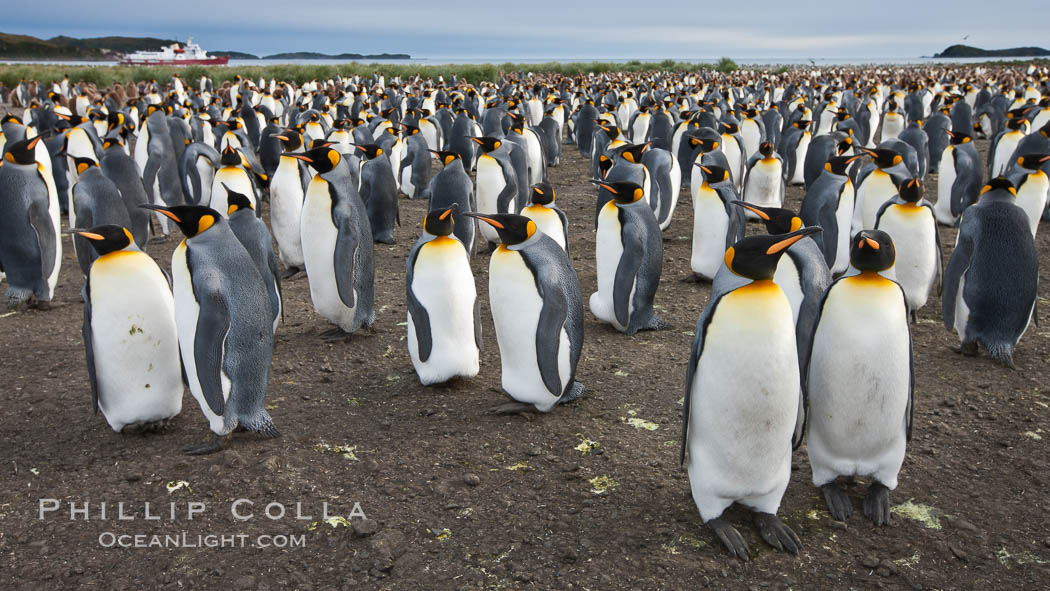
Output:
top-left (1, 62), bottom-right (1047, 559)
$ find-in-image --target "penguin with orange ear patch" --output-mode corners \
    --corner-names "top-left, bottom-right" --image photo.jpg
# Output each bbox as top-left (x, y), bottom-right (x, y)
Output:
top-left (70, 156), bottom-right (132, 276)
top-left (682, 227), bottom-right (820, 561)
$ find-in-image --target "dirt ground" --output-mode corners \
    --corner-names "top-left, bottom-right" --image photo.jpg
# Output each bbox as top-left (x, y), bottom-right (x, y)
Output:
top-left (1, 111), bottom-right (1049, 590)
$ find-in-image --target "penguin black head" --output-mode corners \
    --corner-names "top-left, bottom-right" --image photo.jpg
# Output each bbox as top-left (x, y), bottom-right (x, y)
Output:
top-left (857, 147), bottom-right (902, 169)
top-left (529, 182), bottom-right (556, 206)
top-left (140, 204), bottom-right (222, 239)
top-left (731, 201), bottom-right (803, 234)
top-left (430, 150), bottom-right (461, 167)
top-left (423, 204), bottom-right (457, 236)
top-left (469, 136), bottom-right (501, 153)
top-left (222, 184), bottom-right (255, 215)
top-left (980, 177), bottom-right (1017, 198)
top-left (3, 135), bottom-right (44, 165)
top-left (597, 154), bottom-right (614, 178)
top-left (1, 113), bottom-right (22, 125)
top-left (353, 143), bottom-right (384, 160)
top-left (1005, 118), bottom-right (1026, 131)
top-left (616, 142), bottom-right (649, 164)
top-left (1016, 153), bottom-right (1050, 170)
top-left (835, 136), bottom-right (853, 155)
top-left (73, 224), bottom-right (135, 256)
top-left (464, 212), bottom-right (536, 246)
top-left (288, 145), bottom-right (341, 174)
top-left (220, 144), bottom-right (242, 166)
top-left (402, 123), bottom-right (420, 136)
top-left (724, 227), bottom-right (822, 281)
top-left (835, 109), bottom-right (851, 121)
top-left (945, 130), bottom-right (972, 145)
top-left (688, 136), bottom-right (719, 152)
top-left (72, 156), bottom-right (98, 176)
top-left (824, 154), bottom-right (861, 175)
top-left (758, 141), bottom-right (775, 158)
top-left (591, 180), bottom-right (645, 204)
top-left (792, 119), bottom-right (810, 130)
top-left (850, 230), bottom-right (896, 272)
top-left (720, 121), bottom-right (739, 134)
top-left (102, 136), bottom-right (124, 150)
top-left (695, 164), bottom-right (731, 184)
top-left (896, 178), bottom-right (923, 203)
top-left (273, 130), bottom-right (304, 151)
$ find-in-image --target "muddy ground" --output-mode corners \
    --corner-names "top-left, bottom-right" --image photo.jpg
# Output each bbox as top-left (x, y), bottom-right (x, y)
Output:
top-left (1, 112), bottom-right (1049, 590)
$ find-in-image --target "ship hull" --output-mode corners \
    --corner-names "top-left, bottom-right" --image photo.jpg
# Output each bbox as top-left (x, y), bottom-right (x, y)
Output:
top-left (119, 56), bottom-right (229, 66)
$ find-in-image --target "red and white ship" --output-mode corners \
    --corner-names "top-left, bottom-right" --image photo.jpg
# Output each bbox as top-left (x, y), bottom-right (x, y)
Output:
top-left (119, 37), bottom-right (229, 66)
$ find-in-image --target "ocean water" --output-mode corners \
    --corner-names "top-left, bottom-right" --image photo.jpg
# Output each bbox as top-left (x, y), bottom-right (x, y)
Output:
top-left (1, 55), bottom-right (1046, 67)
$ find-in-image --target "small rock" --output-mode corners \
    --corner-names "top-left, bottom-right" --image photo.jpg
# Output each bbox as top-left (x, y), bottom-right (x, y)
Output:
top-left (125, 474), bottom-right (140, 482)
top-left (829, 520), bottom-right (847, 530)
top-left (861, 555), bottom-right (880, 569)
top-left (562, 548), bottom-right (578, 562)
top-left (320, 363), bottom-right (333, 373)
top-left (875, 566), bottom-right (892, 577)
top-left (949, 545), bottom-right (969, 562)
top-left (236, 575), bottom-right (257, 590)
top-left (463, 474), bottom-right (481, 487)
top-left (528, 446), bottom-right (542, 456)
top-left (943, 398), bottom-right (956, 408)
top-left (353, 518), bottom-right (379, 537)
top-left (952, 518), bottom-right (979, 533)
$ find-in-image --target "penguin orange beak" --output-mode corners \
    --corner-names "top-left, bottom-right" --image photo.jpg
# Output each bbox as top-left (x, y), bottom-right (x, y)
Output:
top-left (464, 213), bottom-right (504, 229)
top-left (27, 135), bottom-right (43, 149)
top-left (1041, 155), bottom-right (1050, 163)
top-left (732, 200), bottom-right (770, 220)
top-left (694, 163), bottom-right (712, 173)
top-left (864, 237), bottom-right (880, 250)
top-left (589, 180), bottom-right (617, 194)
top-left (438, 203), bottom-right (457, 220)
top-left (139, 204), bottom-right (182, 223)
top-left (74, 230), bottom-right (105, 241)
top-left (272, 135), bottom-right (289, 141)
top-left (287, 154), bottom-right (313, 163)
top-left (846, 154), bottom-right (864, 164)
top-left (469, 137), bottom-right (484, 145)
top-left (766, 227), bottom-right (821, 254)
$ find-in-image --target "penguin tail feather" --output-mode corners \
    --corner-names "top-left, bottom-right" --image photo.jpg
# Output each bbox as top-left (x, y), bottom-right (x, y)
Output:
top-left (985, 343), bottom-right (1015, 369)
top-left (244, 411), bottom-right (281, 439)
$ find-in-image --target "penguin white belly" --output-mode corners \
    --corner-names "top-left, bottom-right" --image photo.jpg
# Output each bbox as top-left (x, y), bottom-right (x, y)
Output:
top-left (301, 178), bottom-right (357, 330)
top-left (687, 284), bottom-right (798, 519)
top-left (739, 120), bottom-right (761, 159)
top-left (133, 126), bottom-right (149, 176)
top-left (408, 238), bottom-right (479, 384)
top-left (172, 242), bottom-right (230, 435)
top-left (270, 157), bottom-right (306, 267)
top-left (854, 170), bottom-right (896, 232)
top-left (661, 159), bottom-right (682, 230)
top-left (789, 135), bottom-right (810, 185)
top-left (400, 163), bottom-right (415, 197)
top-left (992, 134), bottom-right (1023, 177)
top-left (195, 158), bottom-right (215, 205)
top-left (631, 116), bottom-right (650, 143)
top-left (490, 246), bottom-right (568, 411)
top-left (1016, 173), bottom-right (1049, 236)
top-left (690, 187), bottom-right (729, 279)
top-left (590, 202), bottom-right (630, 330)
top-left (817, 111), bottom-right (835, 135)
top-left (38, 164), bottom-right (62, 296)
top-left (832, 183), bottom-right (855, 275)
top-left (210, 167), bottom-right (255, 216)
top-left (525, 133), bottom-right (544, 185)
top-left (475, 155), bottom-right (505, 243)
top-left (90, 252), bottom-right (183, 431)
top-left (773, 256), bottom-right (803, 323)
top-left (1032, 109), bottom-right (1050, 131)
top-left (721, 138), bottom-right (742, 187)
top-left (743, 160), bottom-right (783, 212)
top-left (876, 206), bottom-right (938, 311)
top-left (881, 115), bottom-right (903, 141)
top-left (934, 147), bottom-right (957, 225)
top-left (807, 277), bottom-right (910, 488)
top-left (522, 206), bottom-right (566, 250)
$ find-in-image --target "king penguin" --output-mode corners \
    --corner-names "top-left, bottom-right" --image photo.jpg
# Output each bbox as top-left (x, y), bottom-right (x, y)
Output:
top-left (70, 157), bottom-right (133, 276)
top-left (142, 204), bottom-right (277, 454)
top-left (354, 143), bottom-right (400, 244)
top-left (742, 141), bottom-right (786, 216)
top-left (681, 227), bottom-right (820, 561)
top-left (424, 150), bottom-right (476, 253)
top-left (472, 136), bottom-right (520, 246)
top-left (805, 229), bottom-right (913, 526)
top-left (933, 131), bottom-right (982, 226)
top-left (0, 136), bottom-right (61, 308)
top-left (874, 178), bottom-right (941, 320)
top-left (943, 178), bottom-right (1039, 367)
top-left (291, 145), bottom-right (376, 338)
top-left (76, 224), bottom-right (183, 432)
top-left (1006, 153), bottom-right (1050, 236)
top-left (800, 155), bottom-right (861, 275)
top-left (521, 182), bottom-right (569, 252)
top-left (269, 130), bottom-right (308, 274)
top-left (99, 136), bottom-right (150, 247)
top-left (689, 164), bottom-right (746, 281)
top-left (468, 212), bottom-right (585, 413)
top-left (406, 205), bottom-right (481, 385)
top-left (853, 147), bottom-right (911, 232)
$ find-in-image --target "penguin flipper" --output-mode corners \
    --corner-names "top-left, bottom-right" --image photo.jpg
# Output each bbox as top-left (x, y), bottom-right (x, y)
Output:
top-left (332, 211), bottom-right (359, 311)
top-left (817, 203), bottom-right (838, 268)
top-left (28, 193), bottom-right (57, 284)
top-left (495, 182), bottom-right (517, 215)
top-left (613, 215), bottom-right (647, 328)
top-left (405, 247), bottom-right (433, 363)
top-left (528, 256), bottom-right (570, 398)
top-left (81, 281), bottom-right (100, 414)
top-left (194, 290), bottom-right (231, 417)
top-left (473, 295), bottom-right (483, 354)
top-left (680, 289), bottom-right (727, 465)
top-left (904, 285), bottom-right (915, 442)
top-left (942, 212), bottom-right (975, 331)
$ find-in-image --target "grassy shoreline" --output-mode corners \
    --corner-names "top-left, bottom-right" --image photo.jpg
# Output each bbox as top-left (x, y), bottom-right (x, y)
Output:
top-left (1, 58), bottom-right (1046, 88)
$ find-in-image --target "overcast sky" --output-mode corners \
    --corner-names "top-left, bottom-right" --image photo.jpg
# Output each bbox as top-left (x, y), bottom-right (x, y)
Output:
top-left (7, 1), bottom-right (1049, 60)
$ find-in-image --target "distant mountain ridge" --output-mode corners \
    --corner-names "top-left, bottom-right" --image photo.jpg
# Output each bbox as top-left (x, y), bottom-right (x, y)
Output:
top-left (934, 44), bottom-right (1050, 58)
top-left (0, 32), bottom-right (409, 61)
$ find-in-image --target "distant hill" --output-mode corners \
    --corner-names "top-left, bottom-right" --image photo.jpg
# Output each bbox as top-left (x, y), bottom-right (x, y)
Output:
top-left (212, 50), bottom-right (260, 60)
top-left (935, 45), bottom-right (1050, 58)
top-left (262, 51), bottom-right (411, 60)
top-left (47, 35), bottom-right (176, 54)
top-left (0, 32), bottom-right (177, 59)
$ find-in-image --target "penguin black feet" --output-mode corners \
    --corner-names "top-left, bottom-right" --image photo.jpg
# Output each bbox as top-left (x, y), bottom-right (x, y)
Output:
top-left (558, 381), bottom-right (586, 405)
top-left (910, 310), bottom-right (918, 325)
top-left (950, 341), bottom-right (978, 357)
top-left (137, 418), bottom-right (175, 433)
top-left (752, 511), bottom-right (802, 555)
top-left (864, 481), bottom-right (891, 526)
top-left (708, 517), bottom-right (750, 561)
top-left (281, 266), bottom-right (303, 279)
top-left (149, 234), bottom-right (172, 244)
top-left (681, 273), bottom-right (710, 284)
top-left (373, 235), bottom-right (397, 245)
top-left (822, 482), bottom-right (853, 521)
top-left (489, 401), bottom-right (538, 415)
top-left (320, 327), bottom-right (351, 341)
top-left (183, 434), bottom-right (226, 455)
top-left (645, 315), bottom-right (670, 331)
